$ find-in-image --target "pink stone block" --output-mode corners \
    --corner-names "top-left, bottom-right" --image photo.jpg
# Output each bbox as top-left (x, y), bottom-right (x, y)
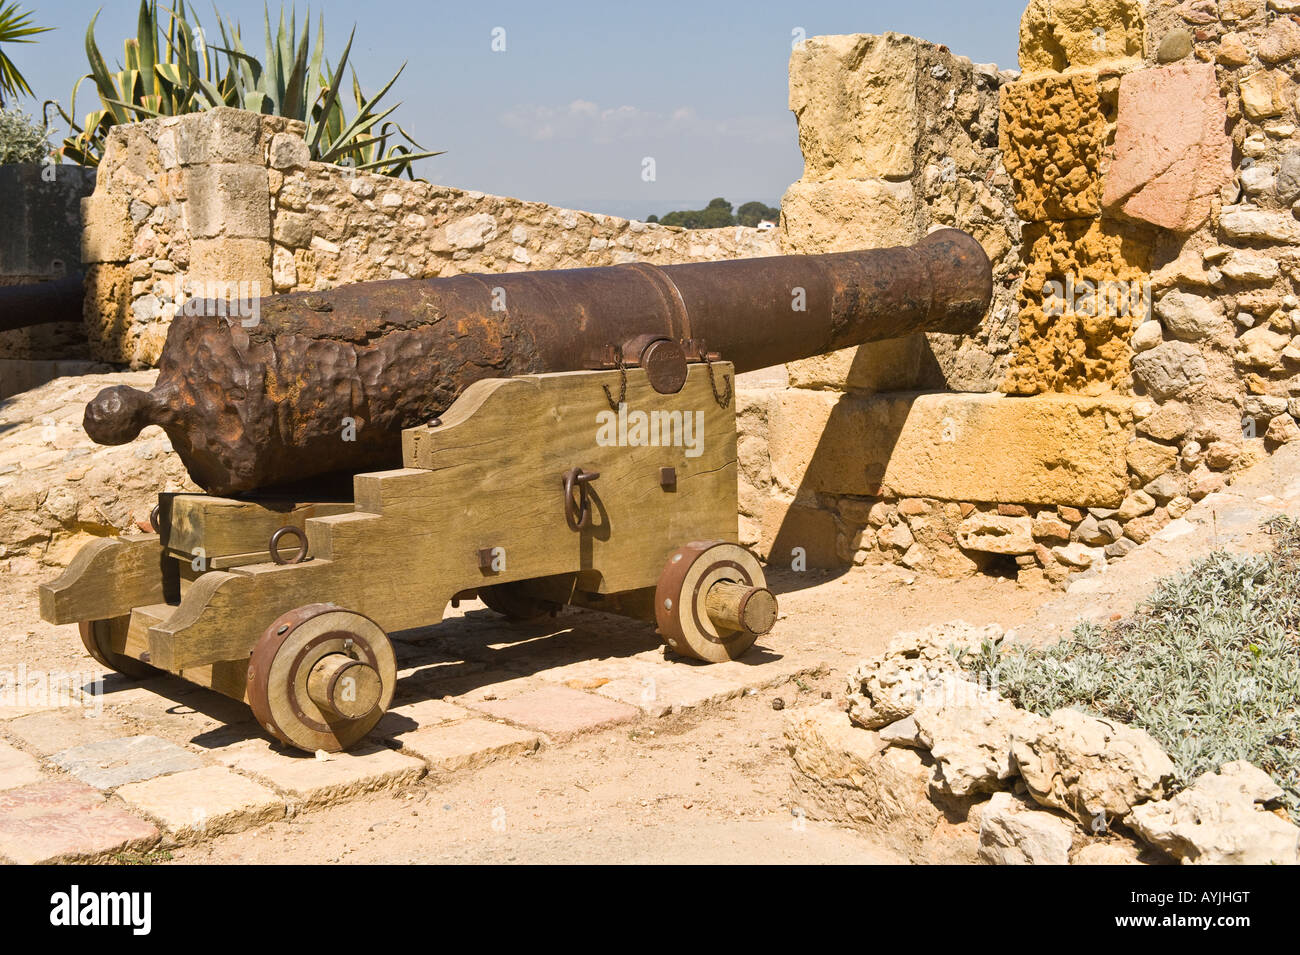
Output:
top-left (0, 780), bottom-right (158, 864)
top-left (1102, 63), bottom-right (1233, 233)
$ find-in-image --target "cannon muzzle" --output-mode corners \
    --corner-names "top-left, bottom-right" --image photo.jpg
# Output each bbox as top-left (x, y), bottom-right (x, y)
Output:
top-left (85, 228), bottom-right (992, 494)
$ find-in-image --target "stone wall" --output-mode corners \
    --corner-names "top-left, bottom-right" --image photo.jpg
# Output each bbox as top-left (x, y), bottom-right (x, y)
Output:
top-left (79, 107), bottom-right (780, 367)
top-left (744, 4), bottom-right (1300, 584)
top-left (0, 164), bottom-right (97, 362)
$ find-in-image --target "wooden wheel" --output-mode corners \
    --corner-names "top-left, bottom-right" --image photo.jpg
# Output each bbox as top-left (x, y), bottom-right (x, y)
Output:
top-left (79, 617), bottom-right (157, 679)
top-left (654, 541), bottom-right (778, 663)
top-left (247, 603), bottom-right (396, 753)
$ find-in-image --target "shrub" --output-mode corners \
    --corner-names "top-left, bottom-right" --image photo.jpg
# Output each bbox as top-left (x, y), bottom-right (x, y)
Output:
top-left (958, 515), bottom-right (1300, 822)
top-left (0, 106), bottom-right (49, 163)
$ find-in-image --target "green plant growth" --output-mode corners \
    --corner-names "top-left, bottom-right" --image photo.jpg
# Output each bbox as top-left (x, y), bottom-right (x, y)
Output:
top-left (956, 515), bottom-right (1300, 823)
top-left (57, 1), bottom-right (439, 177)
top-left (647, 198), bottom-right (779, 229)
top-left (0, 106), bottom-right (49, 162)
top-left (0, 2), bottom-right (51, 108)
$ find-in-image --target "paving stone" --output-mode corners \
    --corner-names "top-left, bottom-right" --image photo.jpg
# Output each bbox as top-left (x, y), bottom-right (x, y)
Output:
top-left (472, 686), bottom-right (640, 739)
top-left (50, 735), bottom-right (204, 790)
top-left (213, 740), bottom-right (425, 809)
top-left (374, 697), bottom-right (470, 738)
top-left (0, 780), bottom-right (159, 863)
top-left (532, 658), bottom-right (746, 717)
top-left (118, 691), bottom-right (255, 747)
top-left (114, 765), bottom-right (284, 842)
top-left (0, 738), bottom-right (44, 790)
top-left (1, 708), bottom-right (134, 757)
top-left (397, 719), bottom-right (542, 772)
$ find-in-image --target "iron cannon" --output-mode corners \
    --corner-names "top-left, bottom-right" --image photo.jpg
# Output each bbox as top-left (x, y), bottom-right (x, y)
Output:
top-left (43, 229), bottom-right (992, 753)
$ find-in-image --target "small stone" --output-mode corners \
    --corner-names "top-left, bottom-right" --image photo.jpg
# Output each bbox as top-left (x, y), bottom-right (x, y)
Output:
top-left (1220, 251), bottom-right (1281, 283)
top-left (1155, 292), bottom-right (1227, 341)
top-left (1266, 414), bottom-right (1300, 445)
top-left (1057, 506), bottom-right (1084, 523)
top-left (1072, 514), bottom-right (1109, 546)
top-left (1052, 542), bottom-right (1104, 569)
top-left (771, 697), bottom-right (786, 711)
top-left (1157, 30), bottom-right (1194, 63)
top-left (1105, 537), bottom-right (1139, 559)
top-left (979, 792), bottom-right (1076, 865)
top-left (1131, 321), bottom-right (1164, 352)
top-left (1118, 490), bottom-right (1157, 521)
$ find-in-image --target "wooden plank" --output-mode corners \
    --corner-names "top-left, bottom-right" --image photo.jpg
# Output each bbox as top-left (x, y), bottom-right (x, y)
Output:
top-left (149, 365), bottom-right (739, 670)
top-left (166, 495), bottom-right (352, 562)
top-left (39, 535), bottom-right (164, 625)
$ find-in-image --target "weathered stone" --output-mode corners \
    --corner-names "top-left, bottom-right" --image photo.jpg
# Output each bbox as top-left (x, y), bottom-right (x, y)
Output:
top-left (1131, 321), bottom-right (1163, 352)
top-left (779, 178), bottom-right (916, 255)
top-left (1277, 150), bottom-right (1300, 202)
top-left (214, 740), bottom-right (425, 808)
top-left (444, 213), bottom-right (498, 250)
top-left (1136, 402), bottom-right (1192, 442)
top-left (1018, 0), bottom-right (1146, 76)
top-left (786, 336), bottom-right (936, 393)
top-left (1239, 71), bottom-right (1292, 120)
top-left (1155, 291), bottom-right (1228, 341)
top-left (1258, 15), bottom-right (1300, 64)
top-left (0, 780), bottom-right (158, 864)
top-left (1124, 509), bottom-right (1168, 544)
top-left (49, 735), bottom-right (204, 790)
top-left (267, 131), bottom-right (311, 170)
top-left (1004, 218), bottom-right (1154, 395)
top-left (1103, 64), bottom-right (1232, 233)
top-left (1266, 413), bottom-right (1300, 445)
top-left (1217, 32), bottom-right (1253, 67)
top-left (1157, 30), bottom-right (1194, 63)
top-left (396, 719), bottom-right (541, 772)
top-left (979, 791), bottom-right (1075, 865)
top-left (958, 513), bottom-right (1035, 555)
top-left (789, 33), bottom-right (923, 181)
top-left (0, 739), bottom-right (43, 790)
top-left (1220, 252), bottom-right (1281, 283)
top-left (1053, 542), bottom-right (1104, 569)
top-left (1144, 472), bottom-right (1185, 503)
top-left (845, 622), bottom-right (999, 730)
top-left (473, 686), bottom-right (639, 740)
top-left (1106, 537), bottom-right (1139, 559)
top-left (1072, 841), bottom-right (1143, 864)
top-left (769, 391), bottom-right (1137, 508)
top-left (1128, 761), bottom-right (1299, 865)
top-left (1011, 709), bottom-right (1176, 824)
top-left (1032, 515), bottom-right (1072, 541)
top-left (114, 765), bottom-right (284, 842)
top-left (1127, 438), bottom-right (1180, 483)
top-left (80, 194), bottom-right (133, 263)
top-left (912, 689), bottom-right (1049, 797)
top-left (183, 164), bottom-right (271, 239)
top-left (1131, 341), bottom-right (1208, 399)
top-left (1000, 74), bottom-right (1106, 221)
top-left (1236, 324), bottom-right (1291, 367)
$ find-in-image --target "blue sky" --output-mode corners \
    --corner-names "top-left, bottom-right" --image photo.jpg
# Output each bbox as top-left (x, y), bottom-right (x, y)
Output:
top-left (9, 0), bottom-right (1027, 219)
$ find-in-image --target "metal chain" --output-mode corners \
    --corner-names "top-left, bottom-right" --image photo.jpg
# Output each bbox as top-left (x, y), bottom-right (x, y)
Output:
top-left (703, 353), bottom-right (732, 409)
top-left (601, 345), bottom-right (628, 412)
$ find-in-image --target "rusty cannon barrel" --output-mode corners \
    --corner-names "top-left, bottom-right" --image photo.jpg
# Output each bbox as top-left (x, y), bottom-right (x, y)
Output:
top-left (83, 228), bottom-right (991, 496)
top-left (0, 274), bottom-right (85, 333)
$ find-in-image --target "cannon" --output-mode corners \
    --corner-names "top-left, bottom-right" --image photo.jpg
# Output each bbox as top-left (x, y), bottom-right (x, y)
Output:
top-left (41, 229), bottom-right (991, 753)
top-left (0, 274), bottom-right (84, 333)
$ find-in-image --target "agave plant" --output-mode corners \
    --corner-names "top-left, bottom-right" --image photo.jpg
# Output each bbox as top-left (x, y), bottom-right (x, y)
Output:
top-left (56, 1), bottom-right (438, 177)
top-left (0, 1), bottom-right (52, 108)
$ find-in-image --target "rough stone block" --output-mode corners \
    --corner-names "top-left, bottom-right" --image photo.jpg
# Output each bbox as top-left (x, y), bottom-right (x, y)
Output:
top-left (759, 496), bottom-right (843, 569)
top-left (396, 719), bottom-right (541, 772)
top-left (183, 164), bottom-right (271, 239)
top-left (532, 657), bottom-right (747, 717)
top-left (1103, 64), bottom-right (1232, 234)
top-left (1019, 0), bottom-right (1145, 76)
top-left (779, 178), bottom-right (917, 255)
top-left (1003, 218), bottom-right (1154, 396)
top-left (187, 237), bottom-right (272, 289)
top-left (786, 334), bottom-right (943, 393)
top-left (2, 709), bottom-right (133, 757)
top-left (49, 735), bottom-right (204, 790)
top-left (999, 74), bottom-right (1106, 222)
top-left (789, 33), bottom-right (922, 181)
top-left (374, 698), bottom-right (471, 738)
top-left (0, 780), bottom-right (158, 864)
top-left (213, 740), bottom-right (425, 809)
top-left (0, 739), bottom-right (43, 790)
top-left (768, 390), bottom-right (1136, 507)
top-left (114, 765), bottom-right (283, 842)
top-left (473, 686), bottom-right (639, 738)
top-left (175, 107), bottom-right (265, 166)
top-left (80, 194), bottom-right (133, 263)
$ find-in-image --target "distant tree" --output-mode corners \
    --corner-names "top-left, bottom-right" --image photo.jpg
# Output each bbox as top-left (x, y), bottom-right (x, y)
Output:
top-left (736, 200), bottom-right (779, 227)
top-left (647, 197), bottom-right (779, 229)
